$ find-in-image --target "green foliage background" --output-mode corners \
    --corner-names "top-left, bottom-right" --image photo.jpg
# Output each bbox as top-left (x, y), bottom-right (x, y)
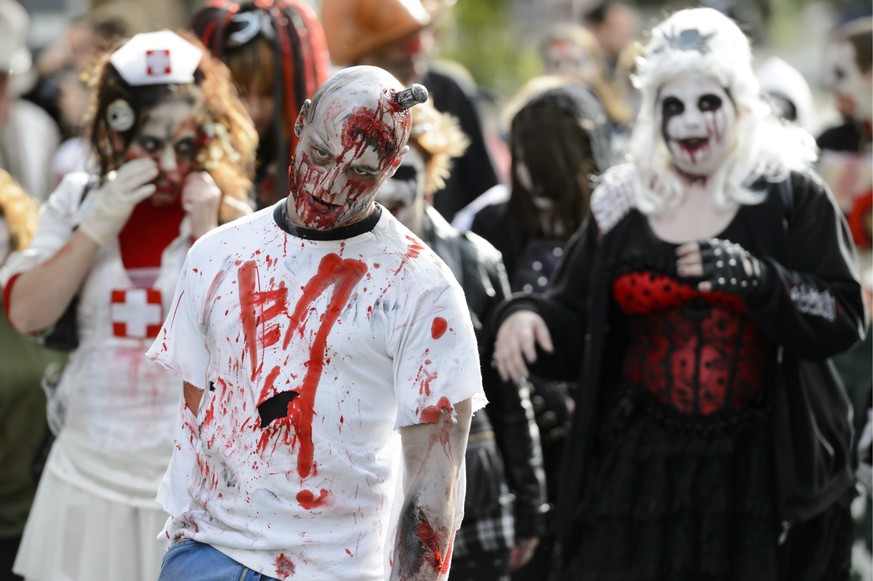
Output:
top-left (435, 0), bottom-right (849, 102)
top-left (436, 0), bottom-right (541, 100)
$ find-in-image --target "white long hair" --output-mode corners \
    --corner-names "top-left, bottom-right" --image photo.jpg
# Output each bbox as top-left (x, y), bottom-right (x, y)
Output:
top-left (628, 8), bottom-right (817, 214)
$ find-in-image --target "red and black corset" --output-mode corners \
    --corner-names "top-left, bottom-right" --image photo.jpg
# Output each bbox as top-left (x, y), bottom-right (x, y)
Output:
top-left (613, 271), bottom-right (772, 416)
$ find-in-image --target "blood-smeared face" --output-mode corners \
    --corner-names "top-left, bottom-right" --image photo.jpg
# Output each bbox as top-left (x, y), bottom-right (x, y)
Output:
top-left (289, 83), bottom-right (409, 230)
top-left (375, 145), bottom-right (425, 228)
top-left (126, 98), bottom-right (201, 207)
top-left (826, 41), bottom-right (873, 122)
top-left (657, 75), bottom-right (737, 177)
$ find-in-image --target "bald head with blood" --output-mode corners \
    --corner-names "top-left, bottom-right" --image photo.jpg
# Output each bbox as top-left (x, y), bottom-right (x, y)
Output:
top-left (287, 65), bottom-right (427, 230)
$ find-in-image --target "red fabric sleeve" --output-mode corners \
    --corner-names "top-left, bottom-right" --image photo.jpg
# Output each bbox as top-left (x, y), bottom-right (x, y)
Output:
top-left (3, 272), bottom-right (22, 322)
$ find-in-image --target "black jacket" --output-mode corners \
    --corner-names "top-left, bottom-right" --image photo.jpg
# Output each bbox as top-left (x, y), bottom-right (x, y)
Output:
top-left (497, 168), bottom-right (867, 552)
top-left (424, 206), bottom-right (549, 537)
top-left (422, 66), bottom-right (501, 223)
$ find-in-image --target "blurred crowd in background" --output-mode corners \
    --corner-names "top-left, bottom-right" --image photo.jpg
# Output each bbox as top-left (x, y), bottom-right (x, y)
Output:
top-left (0, 0), bottom-right (870, 579)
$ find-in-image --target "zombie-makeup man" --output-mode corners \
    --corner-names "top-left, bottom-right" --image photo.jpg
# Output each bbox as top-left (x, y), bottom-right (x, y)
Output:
top-left (147, 65), bottom-right (484, 581)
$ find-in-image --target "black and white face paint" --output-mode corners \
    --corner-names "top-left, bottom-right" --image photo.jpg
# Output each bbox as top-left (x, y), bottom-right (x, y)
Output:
top-left (826, 40), bottom-right (873, 122)
top-left (375, 145), bottom-right (426, 228)
top-left (658, 75), bottom-right (737, 177)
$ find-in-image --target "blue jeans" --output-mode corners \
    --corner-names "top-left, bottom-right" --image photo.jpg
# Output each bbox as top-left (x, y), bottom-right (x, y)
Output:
top-left (158, 539), bottom-right (280, 581)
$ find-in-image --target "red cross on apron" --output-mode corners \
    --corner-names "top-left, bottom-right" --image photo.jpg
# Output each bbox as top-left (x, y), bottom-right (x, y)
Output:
top-left (110, 288), bottom-right (164, 339)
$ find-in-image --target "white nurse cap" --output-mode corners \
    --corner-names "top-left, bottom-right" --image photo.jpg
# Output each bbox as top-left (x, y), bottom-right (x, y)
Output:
top-left (109, 30), bottom-right (203, 87)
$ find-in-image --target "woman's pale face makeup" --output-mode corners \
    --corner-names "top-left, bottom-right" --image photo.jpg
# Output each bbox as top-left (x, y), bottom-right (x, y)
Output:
top-left (826, 41), bottom-right (872, 122)
top-left (375, 145), bottom-right (426, 229)
top-left (126, 98), bottom-right (200, 206)
top-left (657, 75), bottom-right (738, 178)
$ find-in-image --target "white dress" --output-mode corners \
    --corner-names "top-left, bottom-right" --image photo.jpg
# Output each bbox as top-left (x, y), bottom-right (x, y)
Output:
top-left (1, 173), bottom-right (191, 581)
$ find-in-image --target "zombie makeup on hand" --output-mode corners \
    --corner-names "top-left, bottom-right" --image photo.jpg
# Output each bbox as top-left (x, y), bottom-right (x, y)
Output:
top-left (657, 75), bottom-right (737, 178)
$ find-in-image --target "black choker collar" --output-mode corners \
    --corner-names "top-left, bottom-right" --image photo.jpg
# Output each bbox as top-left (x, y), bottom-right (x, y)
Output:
top-left (273, 201), bottom-right (382, 240)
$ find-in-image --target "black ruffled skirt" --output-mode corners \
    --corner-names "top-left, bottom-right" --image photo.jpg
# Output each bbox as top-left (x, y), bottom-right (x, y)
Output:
top-left (557, 387), bottom-right (852, 581)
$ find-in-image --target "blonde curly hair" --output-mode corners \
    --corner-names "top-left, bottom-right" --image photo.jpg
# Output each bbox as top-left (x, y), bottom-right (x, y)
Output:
top-left (0, 170), bottom-right (40, 252)
top-left (408, 100), bottom-right (470, 195)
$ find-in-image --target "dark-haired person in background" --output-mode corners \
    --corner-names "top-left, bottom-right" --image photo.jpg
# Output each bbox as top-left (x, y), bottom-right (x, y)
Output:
top-left (190, 0), bottom-right (330, 209)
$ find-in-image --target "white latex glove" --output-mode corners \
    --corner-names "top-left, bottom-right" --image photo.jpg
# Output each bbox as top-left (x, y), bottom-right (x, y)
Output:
top-left (494, 310), bottom-right (554, 383)
top-left (182, 171), bottom-right (221, 239)
top-left (78, 158), bottom-right (158, 245)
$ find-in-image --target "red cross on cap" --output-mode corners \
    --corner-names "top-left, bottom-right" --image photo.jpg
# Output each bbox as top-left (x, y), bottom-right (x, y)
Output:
top-left (146, 49), bottom-right (172, 77)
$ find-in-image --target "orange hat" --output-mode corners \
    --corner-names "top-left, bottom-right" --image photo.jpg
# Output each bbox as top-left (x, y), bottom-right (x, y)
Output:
top-left (321, 0), bottom-right (432, 66)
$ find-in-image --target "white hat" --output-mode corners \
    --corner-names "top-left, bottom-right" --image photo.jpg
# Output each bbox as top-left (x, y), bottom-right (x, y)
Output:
top-left (0, 0), bottom-right (35, 95)
top-left (635, 8), bottom-right (758, 103)
top-left (109, 30), bottom-right (202, 87)
top-left (755, 56), bottom-right (819, 136)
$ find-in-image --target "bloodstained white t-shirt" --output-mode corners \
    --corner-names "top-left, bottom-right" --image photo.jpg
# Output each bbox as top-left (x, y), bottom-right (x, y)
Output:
top-left (146, 203), bottom-right (485, 580)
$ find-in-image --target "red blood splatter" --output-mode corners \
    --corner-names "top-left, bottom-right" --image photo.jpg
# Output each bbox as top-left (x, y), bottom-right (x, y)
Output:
top-left (419, 396), bottom-right (453, 424)
top-left (202, 398), bottom-right (216, 428)
top-left (290, 151), bottom-right (374, 230)
top-left (257, 254), bottom-right (366, 478)
top-left (441, 540), bottom-right (453, 574)
top-left (416, 517), bottom-right (445, 572)
top-left (168, 290), bottom-right (185, 330)
top-left (431, 317), bottom-right (447, 339)
top-left (343, 105), bottom-right (397, 163)
top-left (274, 554), bottom-right (296, 577)
top-left (296, 488), bottom-right (331, 509)
top-left (394, 235), bottom-right (426, 275)
top-left (257, 366), bottom-right (282, 405)
top-left (238, 261), bottom-right (289, 381)
top-left (404, 235), bottom-right (424, 259)
top-left (418, 369), bottom-right (438, 397)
